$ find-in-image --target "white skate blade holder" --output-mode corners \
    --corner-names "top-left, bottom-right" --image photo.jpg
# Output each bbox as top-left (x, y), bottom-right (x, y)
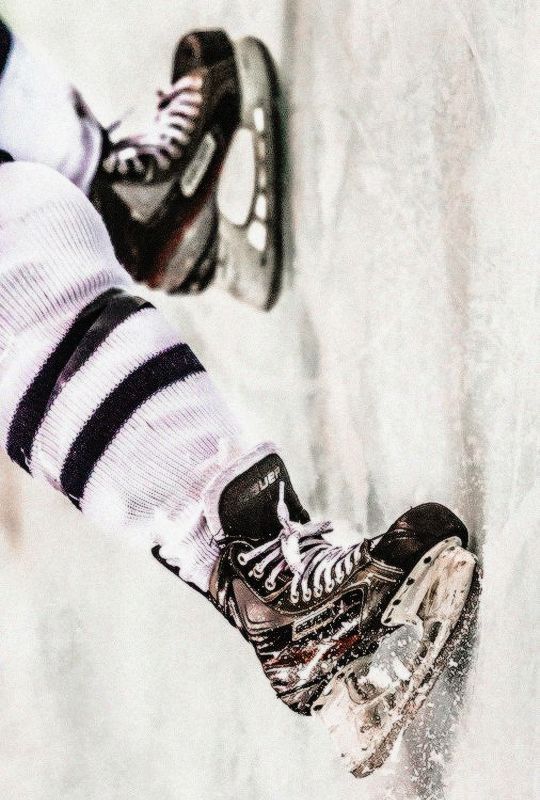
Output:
top-left (313, 537), bottom-right (478, 778)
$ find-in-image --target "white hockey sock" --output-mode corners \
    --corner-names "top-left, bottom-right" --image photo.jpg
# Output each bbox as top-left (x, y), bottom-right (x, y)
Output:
top-left (0, 161), bottom-right (247, 591)
top-left (0, 35), bottom-right (102, 193)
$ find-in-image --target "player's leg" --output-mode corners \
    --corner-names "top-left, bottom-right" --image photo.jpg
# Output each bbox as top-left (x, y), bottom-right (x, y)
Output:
top-left (0, 20), bottom-right (281, 308)
top-left (0, 19), bottom-right (102, 192)
top-left (0, 159), bottom-right (242, 590)
top-left (0, 159), bottom-right (479, 776)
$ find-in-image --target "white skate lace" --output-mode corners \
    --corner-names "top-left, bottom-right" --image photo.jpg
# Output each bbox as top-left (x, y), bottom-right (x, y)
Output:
top-left (102, 74), bottom-right (204, 179)
top-left (237, 483), bottom-right (367, 604)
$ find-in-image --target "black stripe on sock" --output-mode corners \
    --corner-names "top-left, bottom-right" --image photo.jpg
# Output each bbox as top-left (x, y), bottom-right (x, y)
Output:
top-left (6, 288), bottom-right (140, 472)
top-left (46, 292), bottom-right (153, 411)
top-left (60, 343), bottom-right (205, 509)
top-left (0, 21), bottom-right (13, 79)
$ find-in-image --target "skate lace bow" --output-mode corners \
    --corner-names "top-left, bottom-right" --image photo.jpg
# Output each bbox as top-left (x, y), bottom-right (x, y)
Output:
top-left (237, 483), bottom-right (366, 604)
top-left (103, 74), bottom-right (204, 179)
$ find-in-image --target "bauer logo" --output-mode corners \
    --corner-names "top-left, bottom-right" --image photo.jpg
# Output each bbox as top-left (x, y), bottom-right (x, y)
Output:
top-left (181, 133), bottom-right (217, 197)
top-left (292, 607), bottom-right (333, 639)
top-left (239, 466), bottom-right (281, 505)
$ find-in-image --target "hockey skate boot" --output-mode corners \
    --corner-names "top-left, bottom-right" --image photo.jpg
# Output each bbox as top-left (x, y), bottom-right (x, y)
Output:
top-left (91, 30), bottom-right (282, 308)
top-left (153, 446), bottom-right (480, 778)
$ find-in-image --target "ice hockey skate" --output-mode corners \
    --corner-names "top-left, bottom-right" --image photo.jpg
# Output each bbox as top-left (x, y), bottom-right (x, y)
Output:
top-left (91, 29), bottom-right (282, 308)
top-left (152, 445), bottom-right (480, 778)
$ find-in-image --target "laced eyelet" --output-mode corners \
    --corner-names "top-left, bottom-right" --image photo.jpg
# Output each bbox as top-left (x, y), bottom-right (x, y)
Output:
top-left (237, 552), bottom-right (249, 565)
top-left (325, 579), bottom-right (335, 593)
top-left (302, 589), bottom-right (312, 602)
top-left (265, 579), bottom-right (276, 591)
top-left (290, 591), bottom-right (300, 605)
top-left (314, 586), bottom-right (323, 598)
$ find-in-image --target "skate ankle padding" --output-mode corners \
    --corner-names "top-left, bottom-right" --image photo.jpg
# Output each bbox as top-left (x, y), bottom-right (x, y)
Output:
top-left (203, 443), bottom-right (309, 545)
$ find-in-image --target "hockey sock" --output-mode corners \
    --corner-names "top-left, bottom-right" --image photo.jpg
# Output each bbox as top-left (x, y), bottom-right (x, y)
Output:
top-left (0, 25), bottom-right (102, 193)
top-left (0, 161), bottom-right (247, 591)
top-left (0, 20), bottom-right (11, 78)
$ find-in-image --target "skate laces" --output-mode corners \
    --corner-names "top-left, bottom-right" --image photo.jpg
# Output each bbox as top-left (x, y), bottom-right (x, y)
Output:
top-left (102, 74), bottom-right (204, 180)
top-left (237, 483), bottom-right (367, 604)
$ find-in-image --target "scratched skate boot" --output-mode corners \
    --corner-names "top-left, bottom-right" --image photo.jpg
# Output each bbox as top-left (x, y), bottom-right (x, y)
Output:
top-left (152, 445), bottom-right (480, 778)
top-left (91, 30), bottom-right (281, 308)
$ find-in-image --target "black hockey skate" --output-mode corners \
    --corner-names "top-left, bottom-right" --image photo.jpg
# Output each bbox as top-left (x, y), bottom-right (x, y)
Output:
top-left (0, 149), bottom-right (13, 164)
top-left (91, 30), bottom-right (282, 309)
top-left (153, 446), bottom-right (480, 778)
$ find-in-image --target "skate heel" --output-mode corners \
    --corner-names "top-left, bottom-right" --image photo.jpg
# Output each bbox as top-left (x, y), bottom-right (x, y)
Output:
top-left (312, 538), bottom-right (479, 778)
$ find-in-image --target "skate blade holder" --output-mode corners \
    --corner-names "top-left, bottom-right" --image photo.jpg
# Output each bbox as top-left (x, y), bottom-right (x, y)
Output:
top-left (382, 536), bottom-right (476, 639)
top-left (313, 537), bottom-right (477, 778)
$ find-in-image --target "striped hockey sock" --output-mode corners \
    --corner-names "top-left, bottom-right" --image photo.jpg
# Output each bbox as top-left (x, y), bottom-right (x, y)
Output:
top-left (0, 161), bottom-right (244, 591)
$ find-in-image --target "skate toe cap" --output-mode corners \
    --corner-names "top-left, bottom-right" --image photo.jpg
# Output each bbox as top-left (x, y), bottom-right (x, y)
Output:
top-left (372, 502), bottom-right (468, 572)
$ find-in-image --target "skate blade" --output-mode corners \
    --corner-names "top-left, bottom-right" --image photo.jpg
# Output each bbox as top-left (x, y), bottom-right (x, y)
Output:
top-left (312, 539), bottom-right (480, 778)
top-left (215, 37), bottom-right (282, 310)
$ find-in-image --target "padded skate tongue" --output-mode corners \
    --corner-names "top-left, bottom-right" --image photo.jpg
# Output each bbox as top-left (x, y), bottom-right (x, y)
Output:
top-left (218, 454), bottom-right (310, 544)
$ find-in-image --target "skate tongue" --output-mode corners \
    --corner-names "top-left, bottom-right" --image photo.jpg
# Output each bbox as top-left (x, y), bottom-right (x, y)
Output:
top-left (217, 453), bottom-right (310, 545)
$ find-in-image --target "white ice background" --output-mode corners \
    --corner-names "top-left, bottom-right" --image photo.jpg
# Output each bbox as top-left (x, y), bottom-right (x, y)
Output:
top-left (0, 2), bottom-right (538, 799)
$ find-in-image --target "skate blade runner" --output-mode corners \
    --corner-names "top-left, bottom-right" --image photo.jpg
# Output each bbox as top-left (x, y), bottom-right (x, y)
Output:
top-left (0, 21), bottom-right (481, 780)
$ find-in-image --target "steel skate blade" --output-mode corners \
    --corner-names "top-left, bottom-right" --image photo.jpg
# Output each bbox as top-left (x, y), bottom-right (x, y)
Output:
top-left (215, 36), bottom-right (283, 310)
top-left (313, 546), bottom-right (480, 779)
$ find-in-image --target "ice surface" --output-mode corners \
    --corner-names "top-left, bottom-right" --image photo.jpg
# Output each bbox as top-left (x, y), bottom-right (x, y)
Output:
top-left (0, 2), bottom-right (538, 799)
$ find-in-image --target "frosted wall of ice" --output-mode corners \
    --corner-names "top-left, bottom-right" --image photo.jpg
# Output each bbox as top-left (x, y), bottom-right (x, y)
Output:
top-left (0, 2), bottom-right (537, 798)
